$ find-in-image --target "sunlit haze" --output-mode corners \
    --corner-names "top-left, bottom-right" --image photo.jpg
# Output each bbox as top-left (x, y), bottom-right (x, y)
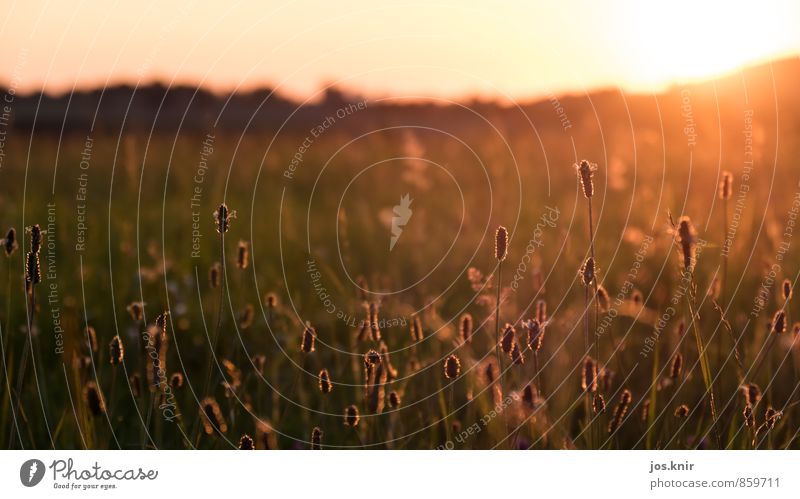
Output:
top-left (3, 0), bottom-right (800, 100)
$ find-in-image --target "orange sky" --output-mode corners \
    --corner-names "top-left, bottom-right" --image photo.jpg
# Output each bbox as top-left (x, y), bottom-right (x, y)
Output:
top-left (2, 0), bottom-right (799, 101)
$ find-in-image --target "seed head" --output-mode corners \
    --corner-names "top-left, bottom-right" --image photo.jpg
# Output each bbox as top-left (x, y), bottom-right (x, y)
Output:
top-left (580, 257), bottom-right (596, 286)
top-left (676, 216), bottom-right (697, 272)
top-left (593, 393), bottom-right (606, 415)
top-left (25, 251), bottom-right (40, 284)
top-left (238, 304), bottom-right (254, 330)
top-left (319, 369), bottom-right (333, 394)
top-left (608, 389), bottom-right (632, 434)
top-left (500, 323), bottom-right (515, 354)
top-left (109, 335), bottom-right (124, 365)
top-left (300, 322), bottom-right (316, 353)
top-left (83, 381), bottom-right (106, 417)
top-left (170, 372), bottom-right (184, 389)
top-left (772, 310), bottom-right (786, 334)
top-left (265, 293), bottom-right (278, 310)
top-left (200, 397), bottom-right (228, 435)
top-left (238, 434), bottom-right (255, 450)
top-left (522, 384), bottom-right (538, 409)
top-left (236, 240), bottom-right (249, 269)
top-left (459, 314), bottom-right (473, 344)
top-left (209, 262), bottom-right (221, 288)
top-left (764, 406), bottom-right (782, 430)
top-left (670, 352), bottom-right (683, 380)
top-left (3, 228), bottom-right (18, 256)
top-left (782, 279), bottom-right (792, 301)
top-left (575, 160), bottom-right (597, 198)
top-left (27, 225), bottom-right (43, 254)
top-left (535, 299), bottom-right (547, 323)
top-left (344, 405), bottom-right (360, 427)
top-left (310, 427), bottom-right (323, 449)
top-left (581, 356), bottom-right (597, 393)
top-left (410, 315), bottom-right (423, 342)
top-left (213, 203), bottom-right (235, 234)
top-left (719, 171), bottom-right (733, 200)
top-left (495, 226), bottom-right (508, 262)
top-left (364, 349), bottom-right (381, 367)
top-left (444, 354), bottom-right (461, 379)
top-left (674, 404), bottom-right (690, 418)
top-left (126, 301), bottom-right (145, 321)
top-left (524, 319), bottom-right (544, 352)
top-left (388, 391), bottom-right (401, 409)
top-left (740, 383), bottom-right (762, 407)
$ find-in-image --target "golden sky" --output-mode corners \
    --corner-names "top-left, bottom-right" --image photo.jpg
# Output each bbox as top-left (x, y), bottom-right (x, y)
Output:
top-left (2, 0), bottom-right (799, 100)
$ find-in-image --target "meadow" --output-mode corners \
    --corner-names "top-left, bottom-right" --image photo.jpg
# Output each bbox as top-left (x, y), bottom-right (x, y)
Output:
top-left (1, 69), bottom-right (800, 449)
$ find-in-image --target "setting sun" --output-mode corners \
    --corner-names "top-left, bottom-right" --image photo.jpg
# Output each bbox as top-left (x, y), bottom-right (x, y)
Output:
top-left (627, 0), bottom-right (799, 86)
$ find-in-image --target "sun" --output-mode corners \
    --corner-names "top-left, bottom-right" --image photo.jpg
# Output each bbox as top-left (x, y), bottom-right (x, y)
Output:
top-left (626, 0), bottom-right (797, 86)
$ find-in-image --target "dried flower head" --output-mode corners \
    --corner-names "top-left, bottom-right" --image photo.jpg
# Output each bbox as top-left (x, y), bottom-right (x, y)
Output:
top-left (581, 357), bottom-right (597, 393)
top-left (169, 372), bottom-right (184, 389)
top-left (670, 352), bottom-right (683, 380)
top-left (83, 381), bottom-right (106, 417)
top-left (208, 262), bottom-right (221, 288)
top-left (3, 228), bottom-right (18, 256)
top-left (27, 225), bottom-right (43, 254)
top-left (129, 374), bottom-right (142, 398)
top-left (674, 404), bottom-right (690, 418)
top-left (764, 406), bottom-right (782, 430)
top-left (719, 171), bottom-right (733, 200)
top-left (364, 349), bottom-right (381, 367)
top-left (265, 293), bottom-right (278, 310)
top-left (459, 314), bottom-right (473, 344)
top-left (500, 323), bottom-right (515, 354)
top-left (388, 391), bottom-right (401, 409)
top-left (200, 397), bottom-right (228, 435)
top-left (783, 279), bottom-right (793, 301)
top-left (495, 226), bottom-right (508, 262)
top-left (410, 315), bottom-right (423, 342)
top-left (580, 257), bottom-right (596, 286)
top-left (126, 301), bottom-right (145, 321)
top-left (238, 434), bottom-right (255, 450)
top-left (575, 160), bottom-right (597, 198)
top-left (524, 319), bottom-right (544, 352)
top-left (109, 335), bottom-right (124, 365)
top-left (740, 383), bottom-right (762, 407)
top-left (25, 251), bottom-right (41, 284)
top-left (310, 427), bottom-right (323, 449)
top-left (344, 405), bottom-right (360, 427)
top-left (535, 299), bottom-right (547, 323)
top-left (213, 203), bottom-right (235, 234)
top-left (300, 322), bottom-right (316, 353)
top-left (319, 368), bottom-right (333, 394)
top-left (238, 304), bottom-right (254, 330)
top-left (772, 310), bottom-right (787, 335)
top-left (251, 354), bottom-right (267, 375)
top-left (236, 240), bottom-right (249, 269)
top-left (608, 389), bottom-right (632, 434)
top-left (676, 216), bottom-right (697, 272)
top-left (444, 354), bottom-right (461, 379)
top-left (593, 393), bottom-right (606, 415)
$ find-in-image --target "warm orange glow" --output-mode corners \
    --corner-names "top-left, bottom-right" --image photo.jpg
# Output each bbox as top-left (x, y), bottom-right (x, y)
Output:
top-left (1, 0), bottom-right (799, 99)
